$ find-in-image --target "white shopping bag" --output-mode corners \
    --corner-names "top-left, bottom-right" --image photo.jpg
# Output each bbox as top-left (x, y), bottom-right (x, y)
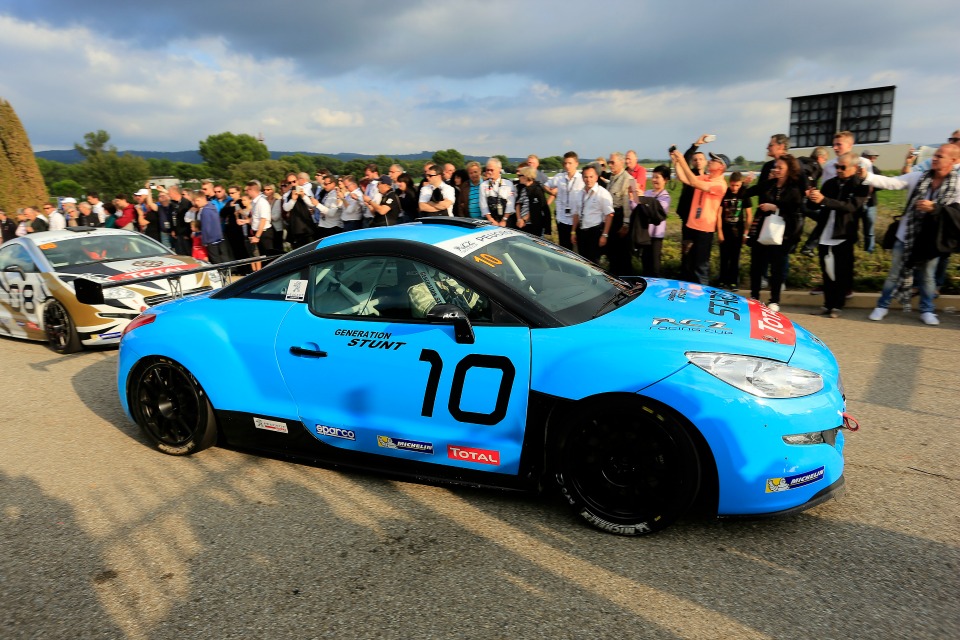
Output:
top-left (758, 213), bottom-right (785, 246)
top-left (824, 246), bottom-right (835, 282)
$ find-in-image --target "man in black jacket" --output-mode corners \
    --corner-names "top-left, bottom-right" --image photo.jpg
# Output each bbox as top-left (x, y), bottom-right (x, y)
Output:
top-left (166, 185), bottom-right (193, 256)
top-left (806, 152), bottom-right (869, 317)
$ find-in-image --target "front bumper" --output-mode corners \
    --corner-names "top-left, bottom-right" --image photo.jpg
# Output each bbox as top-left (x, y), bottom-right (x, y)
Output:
top-left (641, 363), bottom-right (847, 516)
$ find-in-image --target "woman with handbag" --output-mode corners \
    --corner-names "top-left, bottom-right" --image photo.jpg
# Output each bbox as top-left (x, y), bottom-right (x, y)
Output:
top-left (747, 154), bottom-right (804, 312)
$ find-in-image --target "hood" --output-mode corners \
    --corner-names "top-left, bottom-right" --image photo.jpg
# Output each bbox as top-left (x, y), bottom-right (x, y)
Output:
top-left (529, 279), bottom-right (800, 400)
top-left (54, 255), bottom-right (203, 286)
top-left (610, 279), bottom-right (798, 361)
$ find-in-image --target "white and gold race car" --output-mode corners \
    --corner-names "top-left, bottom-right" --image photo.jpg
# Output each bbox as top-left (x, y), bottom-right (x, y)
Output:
top-left (0, 228), bottom-right (222, 353)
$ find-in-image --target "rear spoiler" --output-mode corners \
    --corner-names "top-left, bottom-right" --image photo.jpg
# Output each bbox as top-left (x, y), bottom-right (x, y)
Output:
top-left (75, 255), bottom-right (278, 305)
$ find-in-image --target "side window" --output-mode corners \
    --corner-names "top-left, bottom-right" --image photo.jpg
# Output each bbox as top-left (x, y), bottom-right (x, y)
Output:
top-left (0, 245), bottom-right (37, 273)
top-left (309, 256), bottom-right (491, 322)
top-left (241, 268), bottom-right (309, 301)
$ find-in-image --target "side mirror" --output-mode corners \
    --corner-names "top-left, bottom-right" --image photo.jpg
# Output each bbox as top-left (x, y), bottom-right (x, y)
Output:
top-left (426, 303), bottom-right (475, 344)
top-left (75, 278), bottom-right (105, 305)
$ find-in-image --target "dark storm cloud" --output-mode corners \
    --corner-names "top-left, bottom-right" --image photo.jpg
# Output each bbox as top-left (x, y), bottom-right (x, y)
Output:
top-left (9, 1), bottom-right (956, 95)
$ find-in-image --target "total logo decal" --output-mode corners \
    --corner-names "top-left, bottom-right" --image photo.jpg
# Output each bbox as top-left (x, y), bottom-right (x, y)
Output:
top-left (447, 445), bottom-right (500, 466)
top-left (106, 257), bottom-right (195, 282)
top-left (317, 425), bottom-right (356, 441)
top-left (747, 299), bottom-right (796, 346)
top-left (253, 417), bottom-right (289, 434)
top-left (377, 435), bottom-right (433, 454)
top-left (765, 466), bottom-right (824, 493)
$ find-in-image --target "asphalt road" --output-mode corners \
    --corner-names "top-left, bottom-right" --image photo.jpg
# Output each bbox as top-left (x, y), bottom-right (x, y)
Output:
top-left (2, 305), bottom-right (958, 640)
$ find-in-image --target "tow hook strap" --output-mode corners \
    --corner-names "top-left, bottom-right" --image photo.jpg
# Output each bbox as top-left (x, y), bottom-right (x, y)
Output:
top-left (842, 412), bottom-right (860, 432)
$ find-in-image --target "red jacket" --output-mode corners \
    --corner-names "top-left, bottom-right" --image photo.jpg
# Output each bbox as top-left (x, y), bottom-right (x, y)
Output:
top-left (116, 203), bottom-right (136, 228)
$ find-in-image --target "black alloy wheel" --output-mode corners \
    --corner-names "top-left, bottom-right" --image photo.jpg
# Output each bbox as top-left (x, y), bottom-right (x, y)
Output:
top-left (43, 299), bottom-right (81, 354)
top-left (130, 358), bottom-right (217, 455)
top-left (557, 399), bottom-right (700, 535)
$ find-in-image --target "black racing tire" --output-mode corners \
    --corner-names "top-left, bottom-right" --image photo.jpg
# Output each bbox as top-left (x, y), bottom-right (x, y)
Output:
top-left (128, 358), bottom-right (217, 456)
top-left (555, 398), bottom-right (701, 536)
top-left (43, 299), bottom-right (81, 354)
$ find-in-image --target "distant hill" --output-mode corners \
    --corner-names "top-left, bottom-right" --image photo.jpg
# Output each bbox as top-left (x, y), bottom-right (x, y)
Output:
top-left (35, 149), bottom-right (512, 165)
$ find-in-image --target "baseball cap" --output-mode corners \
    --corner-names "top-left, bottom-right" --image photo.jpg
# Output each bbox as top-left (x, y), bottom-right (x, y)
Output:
top-left (861, 149), bottom-right (878, 158)
top-left (134, 188), bottom-right (150, 196)
top-left (709, 152), bottom-right (731, 168)
top-left (61, 197), bottom-right (78, 204)
top-left (378, 175), bottom-right (394, 187)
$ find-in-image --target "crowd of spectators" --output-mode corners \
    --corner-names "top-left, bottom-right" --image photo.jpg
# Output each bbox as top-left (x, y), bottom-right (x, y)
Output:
top-left (3, 131), bottom-right (959, 325)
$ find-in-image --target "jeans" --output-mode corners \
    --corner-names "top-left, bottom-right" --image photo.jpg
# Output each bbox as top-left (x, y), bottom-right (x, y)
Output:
top-left (862, 205), bottom-right (877, 253)
top-left (877, 240), bottom-right (938, 314)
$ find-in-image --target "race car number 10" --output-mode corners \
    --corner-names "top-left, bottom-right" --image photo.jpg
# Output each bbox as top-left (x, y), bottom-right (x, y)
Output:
top-left (418, 349), bottom-right (516, 425)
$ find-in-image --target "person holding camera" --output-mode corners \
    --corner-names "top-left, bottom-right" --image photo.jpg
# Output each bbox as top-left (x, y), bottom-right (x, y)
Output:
top-left (478, 158), bottom-right (516, 227)
top-left (671, 147), bottom-right (728, 286)
top-left (544, 152), bottom-right (584, 250)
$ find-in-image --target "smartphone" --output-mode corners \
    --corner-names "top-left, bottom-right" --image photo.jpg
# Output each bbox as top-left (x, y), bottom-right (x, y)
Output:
top-left (668, 145), bottom-right (677, 154)
top-left (703, 135), bottom-right (717, 143)
top-left (910, 150), bottom-right (919, 157)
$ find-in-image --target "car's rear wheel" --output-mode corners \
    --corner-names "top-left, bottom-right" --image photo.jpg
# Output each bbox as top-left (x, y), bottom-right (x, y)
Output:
top-left (129, 358), bottom-right (217, 455)
top-left (43, 299), bottom-right (81, 354)
top-left (556, 398), bottom-right (700, 535)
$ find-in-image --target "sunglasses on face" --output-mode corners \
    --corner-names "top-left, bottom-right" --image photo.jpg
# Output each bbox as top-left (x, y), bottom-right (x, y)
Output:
top-left (836, 165), bottom-right (848, 170)
top-left (426, 173), bottom-right (439, 178)
top-left (286, 181), bottom-right (296, 185)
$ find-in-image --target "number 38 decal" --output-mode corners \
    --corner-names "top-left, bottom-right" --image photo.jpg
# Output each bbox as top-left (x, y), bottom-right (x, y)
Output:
top-left (418, 349), bottom-right (516, 425)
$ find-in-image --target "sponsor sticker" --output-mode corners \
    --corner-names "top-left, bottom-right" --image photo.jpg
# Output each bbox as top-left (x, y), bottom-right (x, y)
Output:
top-left (377, 435), bottom-right (434, 454)
top-left (765, 466), bottom-right (825, 493)
top-left (285, 279), bottom-right (308, 302)
top-left (649, 317), bottom-right (731, 334)
top-left (434, 228), bottom-right (521, 257)
top-left (447, 445), bottom-right (500, 466)
top-left (38, 243), bottom-right (57, 250)
top-left (316, 425), bottom-right (356, 440)
top-left (98, 332), bottom-right (122, 340)
top-left (747, 299), bottom-right (796, 345)
top-left (253, 417), bottom-right (289, 434)
top-left (107, 263), bottom-right (194, 281)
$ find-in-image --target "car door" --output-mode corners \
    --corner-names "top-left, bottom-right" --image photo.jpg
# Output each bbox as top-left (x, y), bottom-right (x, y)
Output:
top-left (0, 243), bottom-right (48, 339)
top-left (274, 254), bottom-right (531, 476)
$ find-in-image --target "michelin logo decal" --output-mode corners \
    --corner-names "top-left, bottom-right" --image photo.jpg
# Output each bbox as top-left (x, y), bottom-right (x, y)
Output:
top-left (766, 466), bottom-right (825, 493)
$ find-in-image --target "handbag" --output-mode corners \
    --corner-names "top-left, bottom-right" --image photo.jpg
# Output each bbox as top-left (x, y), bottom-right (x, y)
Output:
top-left (881, 215), bottom-right (901, 250)
top-left (758, 212), bottom-right (785, 245)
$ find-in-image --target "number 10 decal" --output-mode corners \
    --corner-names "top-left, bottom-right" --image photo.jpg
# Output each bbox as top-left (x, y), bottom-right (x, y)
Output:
top-left (418, 349), bottom-right (516, 425)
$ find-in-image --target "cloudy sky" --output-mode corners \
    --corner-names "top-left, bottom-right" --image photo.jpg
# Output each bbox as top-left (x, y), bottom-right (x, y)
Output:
top-left (1, 1), bottom-right (956, 161)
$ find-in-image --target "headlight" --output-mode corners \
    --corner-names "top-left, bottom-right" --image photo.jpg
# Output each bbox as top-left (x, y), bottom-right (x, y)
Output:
top-left (685, 352), bottom-right (823, 398)
top-left (103, 287), bottom-right (136, 300)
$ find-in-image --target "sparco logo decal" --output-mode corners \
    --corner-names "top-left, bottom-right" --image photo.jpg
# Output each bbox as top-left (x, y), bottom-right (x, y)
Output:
top-left (316, 425), bottom-right (356, 440)
top-left (747, 299), bottom-right (796, 345)
top-left (447, 445), bottom-right (500, 466)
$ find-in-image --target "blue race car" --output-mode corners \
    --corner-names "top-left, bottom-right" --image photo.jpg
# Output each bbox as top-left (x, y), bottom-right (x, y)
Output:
top-left (107, 218), bottom-right (856, 535)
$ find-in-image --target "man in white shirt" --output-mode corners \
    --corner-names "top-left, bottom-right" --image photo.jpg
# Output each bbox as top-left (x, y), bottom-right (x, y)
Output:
top-left (545, 151), bottom-right (584, 249)
top-left (340, 175), bottom-right (366, 231)
top-left (479, 157), bottom-right (516, 227)
top-left (418, 164), bottom-right (456, 216)
top-left (47, 202), bottom-right (67, 230)
top-left (245, 180), bottom-right (274, 262)
top-left (312, 174), bottom-right (343, 237)
top-left (572, 165), bottom-right (615, 264)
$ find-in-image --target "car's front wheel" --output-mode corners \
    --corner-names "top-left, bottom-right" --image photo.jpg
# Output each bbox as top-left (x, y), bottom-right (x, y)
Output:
top-left (43, 299), bottom-right (81, 354)
top-left (556, 398), bottom-right (700, 535)
top-left (129, 358), bottom-right (217, 455)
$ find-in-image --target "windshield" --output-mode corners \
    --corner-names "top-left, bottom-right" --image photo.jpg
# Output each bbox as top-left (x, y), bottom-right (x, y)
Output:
top-left (37, 234), bottom-right (172, 268)
top-left (437, 230), bottom-right (639, 324)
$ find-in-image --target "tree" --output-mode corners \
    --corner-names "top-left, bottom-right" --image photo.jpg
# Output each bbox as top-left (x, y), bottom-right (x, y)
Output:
top-left (199, 132), bottom-right (270, 177)
top-left (539, 156), bottom-right (562, 172)
top-left (226, 160), bottom-right (299, 187)
top-left (313, 155), bottom-right (344, 176)
top-left (50, 179), bottom-right (85, 197)
top-left (0, 98), bottom-right (49, 209)
top-left (147, 157), bottom-right (177, 176)
top-left (173, 162), bottom-right (209, 181)
top-left (74, 129), bottom-right (112, 159)
top-left (36, 158), bottom-right (84, 189)
top-left (80, 152), bottom-right (150, 199)
top-left (431, 149), bottom-right (465, 169)
top-left (733, 155), bottom-right (747, 167)
top-left (493, 154), bottom-right (516, 173)
top-left (277, 154), bottom-right (315, 174)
